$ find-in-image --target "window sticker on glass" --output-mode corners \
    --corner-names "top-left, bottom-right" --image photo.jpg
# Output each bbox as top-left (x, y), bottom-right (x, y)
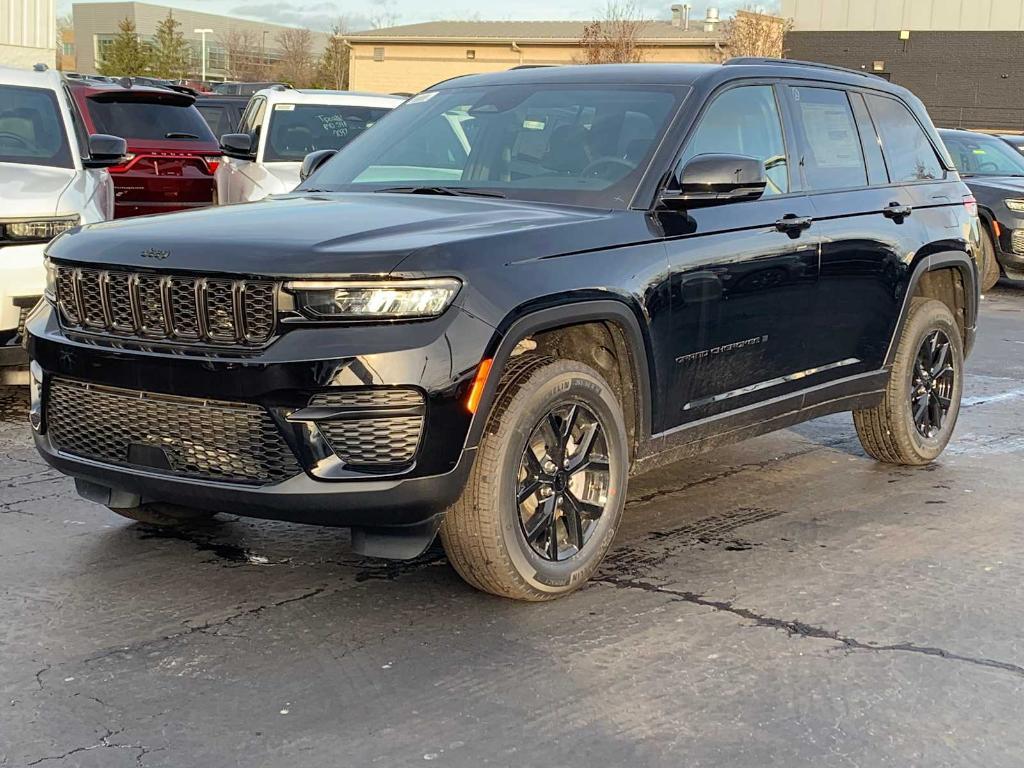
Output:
top-left (523, 120), bottom-right (545, 130)
top-left (408, 92), bottom-right (438, 104)
top-left (274, 104), bottom-right (295, 111)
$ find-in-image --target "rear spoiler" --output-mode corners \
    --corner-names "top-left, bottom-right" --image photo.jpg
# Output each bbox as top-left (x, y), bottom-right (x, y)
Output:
top-left (87, 86), bottom-right (196, 107)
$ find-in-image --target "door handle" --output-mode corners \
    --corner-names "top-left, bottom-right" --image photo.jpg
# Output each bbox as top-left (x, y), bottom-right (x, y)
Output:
top-left (775, 215), bottom-right (813, 234)
top-left (883, 202), bottom-right (912, 219)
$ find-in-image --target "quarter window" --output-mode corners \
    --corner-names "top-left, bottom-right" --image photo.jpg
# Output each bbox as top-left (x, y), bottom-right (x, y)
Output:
top-left (679, 85), bottom-right (789, 197)
top-left (865, 94), bottom-right (944, 182)
top-left (788, 87), bottom-right (867, 191)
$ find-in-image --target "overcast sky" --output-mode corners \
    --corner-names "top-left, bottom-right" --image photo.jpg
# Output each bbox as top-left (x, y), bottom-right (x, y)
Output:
top-left (61, 0), bottom-right (780, 33)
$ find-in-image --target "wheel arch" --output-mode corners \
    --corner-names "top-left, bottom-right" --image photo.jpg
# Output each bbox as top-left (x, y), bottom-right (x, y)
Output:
top-left (467, 298), bottom-right (654, 463)
top-left (885, 250), bottom-right (979, 366)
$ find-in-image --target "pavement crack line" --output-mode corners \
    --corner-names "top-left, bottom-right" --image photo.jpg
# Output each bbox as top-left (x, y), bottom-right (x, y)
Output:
top-left (598, 576), bottom-right (1024, 679)
top-left (81, 586), bottom-right (328, 666)
top-left (26, 728), bottom-right (157, 767)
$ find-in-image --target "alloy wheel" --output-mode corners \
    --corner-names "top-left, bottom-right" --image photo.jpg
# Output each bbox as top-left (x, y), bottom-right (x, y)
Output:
top-left (516, 403), bottom-right (612, 561)
top-left (911, 329), bottom-right (955, 439)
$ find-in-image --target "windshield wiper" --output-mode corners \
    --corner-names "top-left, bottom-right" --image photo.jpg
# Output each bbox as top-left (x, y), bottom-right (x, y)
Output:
top-left (165, 131), bottom-right (200, 139)
top-left (374, 185), bottom-right (506, 198)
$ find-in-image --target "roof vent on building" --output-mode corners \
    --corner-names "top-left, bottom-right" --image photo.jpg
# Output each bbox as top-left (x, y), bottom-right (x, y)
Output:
top-left (670, 4), bottom-right (691, 30)
top-left (33, 62), bottom-right (49, 72)
top-left (704, 7), bottom-right (720, 33)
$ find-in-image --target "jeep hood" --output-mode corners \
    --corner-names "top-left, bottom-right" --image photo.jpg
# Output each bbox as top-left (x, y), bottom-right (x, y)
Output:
top-left (46, 192), bottom-right (628, 276)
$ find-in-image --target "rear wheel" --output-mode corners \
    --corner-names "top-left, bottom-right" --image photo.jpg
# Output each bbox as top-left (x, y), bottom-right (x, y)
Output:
top-left (108, 503), bottom-right (217, 527)
top-left (440, 355), bottom-right (629, 601)
top-left (979, 225), bottom-right (1001, 292)
top-left (853, 298), bottom-right (963, 465)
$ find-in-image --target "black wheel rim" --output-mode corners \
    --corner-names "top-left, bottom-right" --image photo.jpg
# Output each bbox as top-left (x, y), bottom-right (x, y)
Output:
top-left (516, 403), bottom-right (611, 562)
top-left (911, 329), bottom-right (955, 439)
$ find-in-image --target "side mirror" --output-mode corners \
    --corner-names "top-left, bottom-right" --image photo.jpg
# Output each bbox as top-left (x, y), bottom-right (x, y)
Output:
top-left (220, 133), bottom-right (256, 160)
top-left (83, 133), bottom-right (127, 168)
top-left (299, 149), bottom-right (337, 182)
top-left (661, 153), bottom-right (767, 209)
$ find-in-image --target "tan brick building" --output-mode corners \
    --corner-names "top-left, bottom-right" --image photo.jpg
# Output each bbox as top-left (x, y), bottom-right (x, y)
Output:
top-left (346, 14), bottom-right (727, 94)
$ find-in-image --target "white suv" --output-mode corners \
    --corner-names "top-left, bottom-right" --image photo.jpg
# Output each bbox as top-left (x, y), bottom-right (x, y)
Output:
top-left (0, 65), bottom-right (123, 384)
top-left (215, 87), bottom-right (404, 204)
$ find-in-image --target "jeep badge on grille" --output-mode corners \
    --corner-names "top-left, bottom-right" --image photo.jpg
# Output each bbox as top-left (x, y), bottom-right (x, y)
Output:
top-left (141, 248), bottom-right (169, 260)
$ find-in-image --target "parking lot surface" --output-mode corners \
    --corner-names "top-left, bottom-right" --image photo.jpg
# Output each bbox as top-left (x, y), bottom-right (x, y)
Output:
top-left (2, 286), bottom-right (1023, 767)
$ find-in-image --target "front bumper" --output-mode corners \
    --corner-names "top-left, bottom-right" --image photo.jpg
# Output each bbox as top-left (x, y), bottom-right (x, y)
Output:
top-left (27, 301), bottom-right (496, 529)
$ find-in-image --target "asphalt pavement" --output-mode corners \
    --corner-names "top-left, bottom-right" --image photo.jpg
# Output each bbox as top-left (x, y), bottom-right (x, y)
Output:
top-left (2, 284), bottom-right (1023, 767)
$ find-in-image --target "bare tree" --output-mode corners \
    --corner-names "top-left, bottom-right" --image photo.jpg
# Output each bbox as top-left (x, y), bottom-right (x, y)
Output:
top-left (368, 0), bottom-right (399, 29)
top-left (218, 28), bottom-right (263, 82)
top-left (576, 1), bottom-right (646, 65)
top-left (720, 8), bottom-right (792, 60)
top-left (273, 28), bottom-right (316, 87)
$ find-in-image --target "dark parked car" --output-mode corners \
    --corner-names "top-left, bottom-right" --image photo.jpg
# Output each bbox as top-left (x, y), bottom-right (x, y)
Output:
top-left (940, 128), bottom-right (1024, 289)
top-left (66, 79), bottom-right (220, 218)
top-left (993, 133), bottom-right (1024, 156)
top-left (29, 60), bottom-right (980, 600)
top-left (193, 94), bottom-right (250, 139)
top-left (212, 81), bottom-right (286, 96)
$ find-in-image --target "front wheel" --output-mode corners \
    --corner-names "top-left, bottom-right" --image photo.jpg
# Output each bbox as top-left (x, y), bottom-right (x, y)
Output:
top-left (440, 356), bottom-right (629, 601)
top-left (979, 225), bottom-right (1001, 293)
top-left (853, 298), bottom-right (964, 465)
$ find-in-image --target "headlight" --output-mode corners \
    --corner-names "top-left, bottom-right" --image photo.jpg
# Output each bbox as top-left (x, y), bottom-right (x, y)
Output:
top-left (286, 278), bottom-right (461, 320)
top-left (44, 258), bottom-right (57, 301)
top-left (1005, 199), bottom-right (1024, 213)
top-left (1, 215), bottom-right (79, 244)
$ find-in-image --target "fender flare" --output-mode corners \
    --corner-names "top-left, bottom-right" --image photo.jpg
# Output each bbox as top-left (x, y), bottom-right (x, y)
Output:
top-left (884, 250), bottom-right (979, 367)
top-left (465, 299), bottom-right (654, 451)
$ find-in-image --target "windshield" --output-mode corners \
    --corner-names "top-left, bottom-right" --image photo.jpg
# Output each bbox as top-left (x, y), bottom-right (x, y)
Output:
top-left (301, 83), bottom-right (686, 208)
top-left (86, 98), bottom-right (215, 142)
top-left (942, 132), bottom-right (1024, 176)
top-left (264, 104), bottom-right (393, 163)
top-left (0, 85), bottom-right (73, 168)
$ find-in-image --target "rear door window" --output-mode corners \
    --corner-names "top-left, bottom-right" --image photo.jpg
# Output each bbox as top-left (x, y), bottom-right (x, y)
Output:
top-left (864, 94), bottom-right (944, 182)
top-left (264, 104), bottom-right (392, 162)
top-left (679, 84), bottom-right (790, 196)
top-left (87, 98), bottom-right (215, 142)
top-left (0, 85), bottom-right (72, 168)
top-left (786, 86), bottom-right (867, 191)
top-left (197, 104), bottom-right (234, 138)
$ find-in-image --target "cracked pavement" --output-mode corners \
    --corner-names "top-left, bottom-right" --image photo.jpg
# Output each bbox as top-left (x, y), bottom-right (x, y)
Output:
top-left (2, 285), bottom-right (1024, 767)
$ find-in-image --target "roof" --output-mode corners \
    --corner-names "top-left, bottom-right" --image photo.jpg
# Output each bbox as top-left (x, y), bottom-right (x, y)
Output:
top-left (0, 65), bottom-right (63, 91)
top-left (254, 88), bottom-right (406, 107)
top-left (348, 19), bottom-right (724, 45)
top-left (426, 60), bottom-right (914, 99)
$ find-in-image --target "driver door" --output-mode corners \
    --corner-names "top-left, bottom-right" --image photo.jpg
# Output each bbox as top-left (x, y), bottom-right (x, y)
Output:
top-left (658, 82), bottom-right (821, 429)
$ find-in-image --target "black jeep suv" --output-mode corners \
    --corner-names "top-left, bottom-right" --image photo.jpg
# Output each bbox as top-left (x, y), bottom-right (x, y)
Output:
top-left (27, 60), bottom-right (980, 600)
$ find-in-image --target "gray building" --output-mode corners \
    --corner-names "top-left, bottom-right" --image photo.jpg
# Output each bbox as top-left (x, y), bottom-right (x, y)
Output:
top-left (783, 0), bottom-right (1024, 131)
top-left (72, 2), bottom-right (327, 80)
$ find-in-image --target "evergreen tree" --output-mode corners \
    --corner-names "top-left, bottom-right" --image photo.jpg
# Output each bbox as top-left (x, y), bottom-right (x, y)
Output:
top-left (150, 12), bottom-right (191, 79)
top-left (315, 24), bottom-right (350, 90)
top-left (98, 18), bottom-right (151, 77)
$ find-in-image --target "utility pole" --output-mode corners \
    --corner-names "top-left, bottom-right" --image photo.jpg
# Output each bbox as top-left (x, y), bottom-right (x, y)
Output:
top-left (262, 30), bottom-right (269, 77)
top-left (194, 28), bottom-right (213, 82)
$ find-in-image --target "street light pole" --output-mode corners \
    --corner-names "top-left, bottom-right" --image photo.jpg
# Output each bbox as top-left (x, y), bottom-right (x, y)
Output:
top-left (194, 28), bottom-right (213, 82)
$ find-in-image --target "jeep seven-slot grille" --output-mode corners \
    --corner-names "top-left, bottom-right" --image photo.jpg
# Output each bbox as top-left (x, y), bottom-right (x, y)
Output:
top-left (47, 378), bottom-right (301, 485)
top-left (53, 264), bottom-right (276, 346)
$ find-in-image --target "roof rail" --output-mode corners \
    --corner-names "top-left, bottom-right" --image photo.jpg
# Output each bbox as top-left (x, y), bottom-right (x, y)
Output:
top-left (724, 57), bottom-right (880, 79)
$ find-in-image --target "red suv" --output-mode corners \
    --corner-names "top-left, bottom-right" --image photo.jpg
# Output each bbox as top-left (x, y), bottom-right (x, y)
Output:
top-left (67, 80), bottom-right (219, 218)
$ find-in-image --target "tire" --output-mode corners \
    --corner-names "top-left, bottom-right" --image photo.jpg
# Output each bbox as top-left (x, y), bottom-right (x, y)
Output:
top-left (440, 355), bottom-right (629, 601)
top-left (853, 297), bottom-right (964, 465)
top-left (979, 225), bottom-right (1001, 293)
top-left (108, 502), bottom-right (218, 527)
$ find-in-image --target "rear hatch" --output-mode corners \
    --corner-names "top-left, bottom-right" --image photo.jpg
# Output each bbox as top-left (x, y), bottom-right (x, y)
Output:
top-left (84, 89), bottom-right (220, 218)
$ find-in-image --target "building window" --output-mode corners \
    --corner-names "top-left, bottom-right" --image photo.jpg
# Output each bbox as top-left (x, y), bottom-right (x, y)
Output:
top-left (62, 42), bottom-right (74, 56)
top-left (95, 36), bottom-right (115, 64)
top-left (373, 47), bottom-right (385, 62)
top-left (466, 49), bottom-right (476, 60)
